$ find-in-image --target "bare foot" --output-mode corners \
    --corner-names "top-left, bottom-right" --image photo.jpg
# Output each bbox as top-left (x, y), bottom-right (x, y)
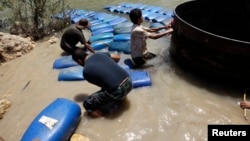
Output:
top-left (88, 109), bottom-right (104, 118)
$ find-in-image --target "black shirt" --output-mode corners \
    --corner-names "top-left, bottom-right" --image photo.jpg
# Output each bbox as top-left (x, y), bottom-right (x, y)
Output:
top-left (83, 53), bottom-right (129, 91)
top-left (60, 25), bottom-right (87, 48)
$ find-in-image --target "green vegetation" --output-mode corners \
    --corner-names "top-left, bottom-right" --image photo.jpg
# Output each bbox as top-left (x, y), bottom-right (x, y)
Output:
top-left (0, 0), bottom-right (71, 40)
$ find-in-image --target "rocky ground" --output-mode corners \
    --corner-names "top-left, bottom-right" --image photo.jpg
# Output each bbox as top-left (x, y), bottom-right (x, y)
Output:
top-left (0, 32), bottom-right (35, 64)
top-left (0, 32), bottom-right (36, 120)
top-left (0, 32), bottom-right (58, 122)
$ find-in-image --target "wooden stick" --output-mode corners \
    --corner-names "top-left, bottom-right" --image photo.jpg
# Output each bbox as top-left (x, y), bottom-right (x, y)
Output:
top-left (244, 93), bottom-right (247, 119)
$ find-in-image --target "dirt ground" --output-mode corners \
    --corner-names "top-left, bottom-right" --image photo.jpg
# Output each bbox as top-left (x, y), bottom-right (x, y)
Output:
top-left (0, 32), bottom-right (58, 124)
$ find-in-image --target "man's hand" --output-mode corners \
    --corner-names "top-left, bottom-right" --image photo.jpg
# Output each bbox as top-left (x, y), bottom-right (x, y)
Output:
top-left (85, 43), bottom-right (95, 54)
top-left (240, 101), bottom-right (250, 109)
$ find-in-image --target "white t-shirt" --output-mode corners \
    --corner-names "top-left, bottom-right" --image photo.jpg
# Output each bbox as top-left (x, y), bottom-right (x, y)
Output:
top-left (130, 24), bottom-right (152, 58)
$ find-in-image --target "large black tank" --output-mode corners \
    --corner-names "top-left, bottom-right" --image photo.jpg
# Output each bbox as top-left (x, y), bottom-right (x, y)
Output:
top-left (170, 0), bottom-right (250, 83)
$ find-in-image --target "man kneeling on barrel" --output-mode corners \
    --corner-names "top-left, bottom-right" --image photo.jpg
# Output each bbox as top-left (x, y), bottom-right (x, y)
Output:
top-left (72, 49), bottom-right (133, 117)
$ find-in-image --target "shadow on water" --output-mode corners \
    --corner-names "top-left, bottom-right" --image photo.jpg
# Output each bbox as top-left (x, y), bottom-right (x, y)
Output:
top-left (162, 43), bottom-right (248, 99)
top-left (74, 93), bottom-right (89, 102)
top-left (101, 98), bottom-right (131, 119)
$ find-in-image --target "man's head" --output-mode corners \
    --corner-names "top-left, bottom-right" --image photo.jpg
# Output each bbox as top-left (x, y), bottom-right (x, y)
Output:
top-left (75, 18), bottom-right (90, 30)
top-left (129, 8), bottom-right (143, 24)
top-left (72, 48), bottom-right (88, 66)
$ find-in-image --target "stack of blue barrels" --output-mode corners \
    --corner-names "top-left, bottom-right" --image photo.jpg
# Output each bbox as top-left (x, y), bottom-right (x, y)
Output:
top-left (52, 2), bottom-right (173, 54)
top-left (104, 3), bottom-right (174, 33)
top-left (53, 8), bottom-right (132, 53)
top-left (104, 3), bottom-right (173, 24)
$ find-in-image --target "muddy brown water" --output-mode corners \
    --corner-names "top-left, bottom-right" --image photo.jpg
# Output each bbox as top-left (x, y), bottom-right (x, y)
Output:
top-left (0, 0), bottom-right (249, 141)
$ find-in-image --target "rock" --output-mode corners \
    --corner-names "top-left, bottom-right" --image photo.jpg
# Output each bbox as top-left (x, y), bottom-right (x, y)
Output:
top-left (70, 134), bottom-right (90, 141)
top-left (48, 36), bottom-right (58, 44)
top-left (0, 32), bottom-right (35, 64)
top-left (13, 45), bottom-right (22, 51)
top-left (16, 52), bottom-right (22, 57)
top-left (0, 99), bottom-right (11, 119)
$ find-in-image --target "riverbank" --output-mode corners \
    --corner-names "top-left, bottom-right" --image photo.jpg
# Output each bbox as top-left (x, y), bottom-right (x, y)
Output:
top-left (0, 32), bottom-right (35, 122)
top-left (0, 31), bottom-right (60, 121)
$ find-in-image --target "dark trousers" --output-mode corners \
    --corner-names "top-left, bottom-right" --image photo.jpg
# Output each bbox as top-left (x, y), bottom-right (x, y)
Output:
top-left (132, 52), bottom-right (156, 67)
top-left (61, 45), bottom-right (87, 55)
top-left (83, 77), bottom-right (132, 112)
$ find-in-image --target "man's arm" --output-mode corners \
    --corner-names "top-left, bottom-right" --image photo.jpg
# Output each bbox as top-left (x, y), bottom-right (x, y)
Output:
top-left (110, 54), bottom-right (121, 63)
top-left (148, 28), bottom-right (173, 39)
top-left (146, 25), bottom-right (169, 32)
top-left (85, 43), bottom-right (95, 54)
top-left (146, 19), bottom-right (174, 33)
top-left (102, 52), bottom-right (121, 63)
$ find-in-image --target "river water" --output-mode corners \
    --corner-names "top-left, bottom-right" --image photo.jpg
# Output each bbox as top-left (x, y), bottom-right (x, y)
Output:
top-left (0, 0), bottom-right (248, 141)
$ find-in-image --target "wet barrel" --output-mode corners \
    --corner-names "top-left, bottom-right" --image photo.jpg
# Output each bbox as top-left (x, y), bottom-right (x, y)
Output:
top-left (170, 0), bottom-right (250, 83)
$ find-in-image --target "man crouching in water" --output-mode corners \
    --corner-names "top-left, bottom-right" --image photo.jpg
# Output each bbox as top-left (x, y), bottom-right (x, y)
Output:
top-left (72, 49), bottom-right (133, 117)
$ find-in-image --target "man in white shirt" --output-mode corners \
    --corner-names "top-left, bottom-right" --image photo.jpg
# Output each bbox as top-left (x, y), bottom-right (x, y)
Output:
top-left (129, 8), bottom-right (173, 67)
